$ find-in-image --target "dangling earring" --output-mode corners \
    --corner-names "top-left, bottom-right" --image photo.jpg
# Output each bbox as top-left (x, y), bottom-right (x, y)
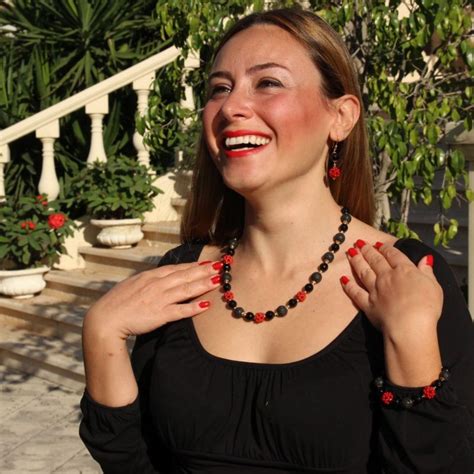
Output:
top-left (328, 142), bottom-right (341, 181)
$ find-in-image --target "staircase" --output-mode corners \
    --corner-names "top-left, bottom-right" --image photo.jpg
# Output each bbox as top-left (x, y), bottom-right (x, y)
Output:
top-left (0, 216), bottom-right (182, 392)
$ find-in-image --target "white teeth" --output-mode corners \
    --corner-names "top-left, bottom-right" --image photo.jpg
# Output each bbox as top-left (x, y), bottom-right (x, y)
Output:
top-left (224, 135), bottom-right (271, 148)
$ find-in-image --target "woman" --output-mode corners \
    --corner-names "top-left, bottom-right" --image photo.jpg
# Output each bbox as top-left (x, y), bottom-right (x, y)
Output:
top-left (80, 8), bottom-right (474, 473)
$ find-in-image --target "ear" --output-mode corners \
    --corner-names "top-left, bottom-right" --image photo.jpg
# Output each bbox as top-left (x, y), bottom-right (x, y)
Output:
top-left (329, 94), bottom-right (360, 142)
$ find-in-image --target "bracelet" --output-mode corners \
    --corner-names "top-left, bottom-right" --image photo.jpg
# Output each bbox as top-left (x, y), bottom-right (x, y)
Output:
top-left (374, 367), bottom-right (450, 409)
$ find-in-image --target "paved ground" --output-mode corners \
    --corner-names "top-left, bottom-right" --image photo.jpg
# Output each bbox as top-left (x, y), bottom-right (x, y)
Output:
top-left (0, 365), bottom-right (101, 473)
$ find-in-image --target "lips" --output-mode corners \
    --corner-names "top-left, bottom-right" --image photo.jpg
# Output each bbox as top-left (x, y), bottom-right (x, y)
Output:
top-left (221, 130), bottom-right (272, 158)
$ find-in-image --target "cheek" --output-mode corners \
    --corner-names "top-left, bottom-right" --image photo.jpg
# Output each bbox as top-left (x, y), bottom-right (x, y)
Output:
top-left (202, 103), bottom-right (219, 152)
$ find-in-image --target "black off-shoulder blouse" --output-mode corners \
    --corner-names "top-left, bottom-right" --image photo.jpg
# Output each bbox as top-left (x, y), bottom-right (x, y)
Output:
top-left (80, 239), bottom-right (474, 473)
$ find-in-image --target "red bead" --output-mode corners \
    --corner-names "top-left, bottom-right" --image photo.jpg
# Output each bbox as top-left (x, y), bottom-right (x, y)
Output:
top-left (223, 291), bottom-right (234, 301)
top-left (254, 312), bottom-right (265, 324)
top-left (328, 165), bottom-right (341, 180)
top-left (381, 391), bottom-right (394, 405)
top-left (296, 291), bottom-right (306, 302)
top-left (423, 386), bottom-right (436, 399)
top-left (222, 255), bottom-right (233, 265)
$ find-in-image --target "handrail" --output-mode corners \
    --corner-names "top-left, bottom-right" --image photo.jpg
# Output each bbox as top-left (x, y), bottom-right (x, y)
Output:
top-left (0, 45), bottom-right (180, 146)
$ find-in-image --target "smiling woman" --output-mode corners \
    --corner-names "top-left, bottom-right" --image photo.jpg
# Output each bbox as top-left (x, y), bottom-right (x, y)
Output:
top-left (79, 7), bottom-right (474, 474)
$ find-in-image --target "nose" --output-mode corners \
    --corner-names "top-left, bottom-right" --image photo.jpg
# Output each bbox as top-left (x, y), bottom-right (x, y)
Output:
top-left (219, 87), bottom-right (253, 122)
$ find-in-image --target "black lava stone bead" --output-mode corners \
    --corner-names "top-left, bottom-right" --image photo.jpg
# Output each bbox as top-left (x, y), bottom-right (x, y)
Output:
top-left (223, 264), bottom-right (231, 272)
top-left (330, 243), bottom-right (340, 252)
top-left (223, 283), bottom-right (232, 292)
top-left (334, 232), bottom-right (346, 244)
top-left (276, 305), bottom-right (288, 317)
top-left (233, 307), bottom-right (245, 318)
top-left (341, 213), bottom-right (352, 224)
top-left (341, 207), bottom-right (350, 214)
top-left (310, 272), bottom-right (322, 283)
top-left (227, 300), bottom-right (237, 309)
top-left (319, 263), bottom-right (329, 272)
top-left (401, 397), bottom-right (414, 409)
top-left (244, 312), bottom-right (254, 322)
top-left (322, 252), bottom-right (334, 263)
top-left (304, 283), bottom-right (314, 292)
top-left (339, 223), bottom-right (348, 232)
top-left (288, 298), bottom-right (298, 308)
top-left (227, 249), bottom-right (235, 255)
top-left (222, 272), bottom-right (232, 282)
top-left (265, 311), bottom-right (275, 320)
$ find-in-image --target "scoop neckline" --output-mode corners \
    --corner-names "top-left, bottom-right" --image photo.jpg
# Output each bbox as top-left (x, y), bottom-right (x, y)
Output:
top-left (185, 237), bottom-right (408, 370)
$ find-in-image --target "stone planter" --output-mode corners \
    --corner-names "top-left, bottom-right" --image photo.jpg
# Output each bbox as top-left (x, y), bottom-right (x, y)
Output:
top-left (0, 266), bottom-right (49, 299)
top-left (91, 218), bottom-right (144, 249)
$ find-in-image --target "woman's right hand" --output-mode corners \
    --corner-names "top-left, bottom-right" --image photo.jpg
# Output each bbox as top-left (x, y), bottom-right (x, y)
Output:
top-left (83, 260), bottom-right (222, 340)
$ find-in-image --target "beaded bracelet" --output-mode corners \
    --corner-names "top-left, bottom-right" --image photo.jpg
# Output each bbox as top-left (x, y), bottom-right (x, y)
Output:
top-left (374, 368), bottom-right (450, 409)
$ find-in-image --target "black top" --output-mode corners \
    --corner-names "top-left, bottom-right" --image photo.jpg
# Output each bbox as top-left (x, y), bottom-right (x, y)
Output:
top-left (80, 238), bottom-right (474, 473)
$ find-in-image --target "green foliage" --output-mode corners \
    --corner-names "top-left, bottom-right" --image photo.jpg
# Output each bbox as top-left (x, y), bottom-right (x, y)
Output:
top-left (65, 156), bottom-right (162, 220)
top-left (0, 195), bottom-right (76, 270)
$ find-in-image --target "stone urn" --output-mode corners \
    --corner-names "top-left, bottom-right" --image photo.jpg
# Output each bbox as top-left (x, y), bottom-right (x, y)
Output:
top-left (0, 266), bottom-right (49, 299)
top-left (90, 218), bottom-right (144, 249)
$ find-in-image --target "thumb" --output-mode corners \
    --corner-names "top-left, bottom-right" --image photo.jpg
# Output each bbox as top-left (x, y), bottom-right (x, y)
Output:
top-left (418, 254), bottom-right (435, 278)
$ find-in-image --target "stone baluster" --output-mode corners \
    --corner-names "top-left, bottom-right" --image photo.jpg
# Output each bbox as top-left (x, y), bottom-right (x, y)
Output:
top-left (0, 144), bottom-right (10, 201)
top-left (132, 72), bottom-right (155, 167)
top-left (36, 120), bottom-right (60, 201)
top-left (86, 95), bottom-right (108, 164)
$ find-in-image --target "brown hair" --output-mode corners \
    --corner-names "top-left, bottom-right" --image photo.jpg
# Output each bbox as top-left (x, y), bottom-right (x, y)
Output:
top-left (181, 7), bottom-right (375, 244)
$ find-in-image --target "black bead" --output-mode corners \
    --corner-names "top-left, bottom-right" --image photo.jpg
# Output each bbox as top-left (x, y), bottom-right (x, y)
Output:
top-left (229, 237), bottom-right (238, 245)
top-left (227, 248), bottom-right (235, 255)
top-left (440, 368), bottom-right (450, 380)
top-left (341, 213), bottom-right (352, 224)
top-left (244, 312), bottom-right (254, 322)
top-left (310, 272), bottom-right (322, 283)
top-left (339, 223), bottom-right (348, 232)
top-left (433, 380), bottom-right (442, 388)
top-left (330, 243), bottom-right (340, 252)
top-left (276, 305), bottom-right (288, 317)
top-left (227, 300), bottom-right (237, 309)
top-left (319, 263), bottom-right (328, 272)
top-left (334, 232), bottom-right (345, 244)
top-left (233, 307), bottom-right (244, 318)
top-left (223, 283), bottom-right (232, 291)
top-left (322, 252), bottom-right (334, 263)
top-left (222, 272), bottom-right (232, 282)
top-left (223, 264), bottom-right (231, 272)
top-left (265, 311), bottom-right (275, 320)
top-left (374, 377), bottom-right (384, 389)
top-left (401, 397), bottom-right (414, 409)
top-left (304, 283), bottom-right (314, 292)
top-left (341, 207), bottom-right (350, 214)
top-left (288, 298), bottom-right (298, 308)
top-left (393, 397), bottom-right (401, 407)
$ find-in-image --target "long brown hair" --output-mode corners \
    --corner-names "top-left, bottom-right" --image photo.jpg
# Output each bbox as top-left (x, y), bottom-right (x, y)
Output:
top-left (181, 8), bottom-right (375, 245)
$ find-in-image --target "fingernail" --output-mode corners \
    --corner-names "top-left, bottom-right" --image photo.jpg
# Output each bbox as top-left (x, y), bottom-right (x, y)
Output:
top-left (347, 247), bottom-right (358, 257)
top-left (340, 275), bottom-right (350, 285)
top-left (211, 275), bottom-right (221, 284)
top-left (199, 260), bottom-right (212, 266)
top-left (425, 254), bottom-right (434, 267)
top-left (355, 239), bottom-right (366, 249)
top-left (374, 241), bottom-right (384, 250)
top-left (212, 261), bottom-right (224, 271)
top-left (199, 300), bottom-right (211, 308)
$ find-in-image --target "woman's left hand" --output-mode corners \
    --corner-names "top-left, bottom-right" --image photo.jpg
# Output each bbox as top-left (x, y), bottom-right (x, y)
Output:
top-left (340, 240), bottom-right (443, 337)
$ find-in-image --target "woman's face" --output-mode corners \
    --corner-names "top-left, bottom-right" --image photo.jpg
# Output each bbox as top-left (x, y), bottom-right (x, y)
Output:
top-left (203, 24), bottom-right (338, 196)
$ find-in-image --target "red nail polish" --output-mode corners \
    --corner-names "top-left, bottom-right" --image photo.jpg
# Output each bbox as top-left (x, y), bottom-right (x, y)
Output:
top-left (211, 275), bottom-right (221, 284)
top-left (355, 239), bottom-right (366, 249)
top-left (347, 247), bottom-right (358, 257)
top-left (212, 261), bottom-right (224, 271)
top-left (340, 275), bottom-right (350, 285)
top-left (199, 260), bottom-right (212, 266)
top-left (374, 241), bottom-right (384, 250)
top-left (425, 254), bottom-right (434, 267)
top-left (199, 301), bottom-right (211, 308)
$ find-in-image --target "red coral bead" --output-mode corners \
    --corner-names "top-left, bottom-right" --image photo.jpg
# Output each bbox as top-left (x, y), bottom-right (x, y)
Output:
top-left (254, 312), bottom-right (265, 324)
top-left (222, 255), bottom-right (233, 265)
top-left (296, 291), bottom-right (306, 302)
top-left (223, 291), bottom-right (234, 301)
top-left (381, 391), bottom-right (394, 405)
top-left (423, 386), bottom-right (436, 399)
top-left (329, 166), bottom-right (341, 180)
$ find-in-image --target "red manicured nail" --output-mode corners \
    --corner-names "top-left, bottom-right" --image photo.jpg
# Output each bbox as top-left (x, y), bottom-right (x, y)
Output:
top-left (211, 275), bottom-right (221, 284)
top-left (374, 241), bottom-right (384, 250)
top-left (340, 275), bottom-right (350, 285)
top-left (347, 247), bottom-right (358, 257)
top-left (355, 239), bottom-right (366, 249)
top-left (199, 260), bottom-right (212, 266)
top-left (212, 261), bottom-right (224, 271)
top-left (199, 300), bottom-right (211, 308)
top-left (425, 254), bottom-right (434, 267)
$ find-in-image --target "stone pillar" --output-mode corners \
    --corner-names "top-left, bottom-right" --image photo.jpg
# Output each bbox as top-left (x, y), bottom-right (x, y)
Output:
top-left (36, 120), bottom-right (60, 201)
top-left (86, 95), bottom-right (108, 164)
top-left (0, 143), bottom-right (10, 201)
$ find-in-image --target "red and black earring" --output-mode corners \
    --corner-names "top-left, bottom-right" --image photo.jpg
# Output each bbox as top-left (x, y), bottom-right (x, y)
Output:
top-left (328, 142), bottom-right (341, 180)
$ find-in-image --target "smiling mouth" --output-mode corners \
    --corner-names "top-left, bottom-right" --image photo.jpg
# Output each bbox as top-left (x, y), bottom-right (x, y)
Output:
top-left (223, 134), bottom-right (271, 151)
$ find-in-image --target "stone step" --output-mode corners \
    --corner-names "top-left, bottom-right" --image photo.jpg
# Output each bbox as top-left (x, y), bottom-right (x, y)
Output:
top-left (171, 197), bottom-right (187, 217)
top-left (142, 220), bottom-right (181, 245)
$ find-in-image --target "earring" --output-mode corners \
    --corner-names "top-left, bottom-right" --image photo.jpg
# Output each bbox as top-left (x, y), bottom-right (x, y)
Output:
top-left (328, 142), bottom-right (341, 180)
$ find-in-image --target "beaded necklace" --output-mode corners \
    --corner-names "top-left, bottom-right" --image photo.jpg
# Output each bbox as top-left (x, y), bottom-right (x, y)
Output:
top-left (220, 207), bottom-right (351, 323)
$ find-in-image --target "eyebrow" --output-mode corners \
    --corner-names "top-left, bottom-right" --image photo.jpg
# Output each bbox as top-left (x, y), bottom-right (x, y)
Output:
top-left (208, 62), bottom-right (290, 82)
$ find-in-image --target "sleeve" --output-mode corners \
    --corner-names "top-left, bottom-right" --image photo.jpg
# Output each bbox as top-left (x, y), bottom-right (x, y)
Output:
top-left (377, 239), bottom-right (474, 474)
top-left (79, 243), bottom-right (202, 473)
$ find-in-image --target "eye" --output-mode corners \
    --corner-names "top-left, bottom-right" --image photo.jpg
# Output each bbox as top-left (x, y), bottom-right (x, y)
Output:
top-left (208, 84), bottom-right (232, 97)
top-left (257, 78), bottom-right (283, 89)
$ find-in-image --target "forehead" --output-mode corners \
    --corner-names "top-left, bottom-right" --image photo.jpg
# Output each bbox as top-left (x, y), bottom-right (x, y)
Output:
top-left (211, 24), bottom-right (318, 76)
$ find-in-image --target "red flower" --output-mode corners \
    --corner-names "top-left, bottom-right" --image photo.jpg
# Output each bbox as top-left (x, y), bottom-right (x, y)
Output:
top-left (223, 291), bottom-right (234, 301)
top-left (28, 221), bottom-right (36, 230)
top-left (296, 291), bottom-right (306, 302)
top-left (254, 312), bottom-right (265, 324)
top-left (21, 222), bottom-right (27, 229)
top-left (381, 391), bottom-right (394, 405)
top-left (328, 166), bottom-right (341, 180)
top-left (36, 195), bottom-right (43, 200)
top-left (222, 255), bottom-right (233, 265)
top-left (48, 213), bottom-right (66, 230)
top-left (423, 386), bottom-right (436, 399)
top-left (42, 201), bottom-right (48, 206)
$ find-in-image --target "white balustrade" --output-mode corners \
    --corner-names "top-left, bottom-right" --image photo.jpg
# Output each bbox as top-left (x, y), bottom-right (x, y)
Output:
top-left (0, 144), bottom-right (10, 200)
top-left (180, 52), bottom-right (200, 126)
top-left (132, 72), bottom-right (155, 167)
top-left (36, 120), bottom-right (60, 201)
top-left (86, 95), bottom-right (108, 164)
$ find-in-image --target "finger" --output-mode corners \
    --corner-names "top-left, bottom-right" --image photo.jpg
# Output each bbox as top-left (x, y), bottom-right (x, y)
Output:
top-left (151, 260), bottom-right (217, 279)
top-left (374, 242), bottom-right (415, 269)
top-left (339, 275), bottom-right (370, 313)
top-left (346, 246), bottom-right (377, 291)
top-left (355, 239), bottom-right (392, 275)
top-left (166, 299), bottom-right (212, 323)
top-left (164, 271), bottom-right (221, 304)
top-left (417, 254), bottom-right (437, 281)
